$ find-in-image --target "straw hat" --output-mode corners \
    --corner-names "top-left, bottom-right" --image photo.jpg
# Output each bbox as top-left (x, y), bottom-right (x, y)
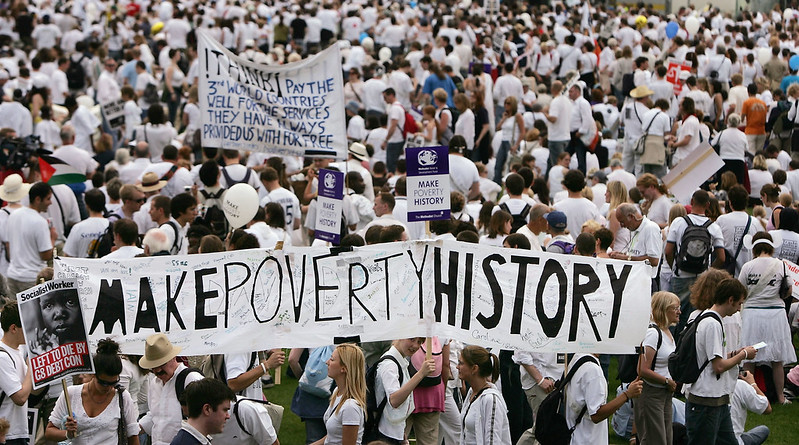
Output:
top-left (630, 85), bottom-right (655, 98)
top-left (139, 172), bottom-right (167, 193)
top-left (138, 333), bottom-right (182, 369)
top-left (0, 174), bottom-right (31, 203)
top-left (349, 142), bottom-right (368, 161)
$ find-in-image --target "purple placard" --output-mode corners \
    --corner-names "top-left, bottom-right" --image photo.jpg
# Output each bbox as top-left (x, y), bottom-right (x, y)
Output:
top-left (315, 168), bottom-right (344, 243)
top-left (318, 169), bottom-right (344, 200)
top-left (406, 145), bottom-right (449, 176)
top-left (406, 145), bottom-right (451, 222)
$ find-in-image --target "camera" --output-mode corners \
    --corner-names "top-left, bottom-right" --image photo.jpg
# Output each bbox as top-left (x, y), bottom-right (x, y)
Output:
top-left (0, 135), bottom-right (43, 171)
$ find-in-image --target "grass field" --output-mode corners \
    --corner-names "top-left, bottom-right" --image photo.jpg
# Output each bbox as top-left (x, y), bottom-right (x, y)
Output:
top-left (263, 356), bottom-right (799, 445)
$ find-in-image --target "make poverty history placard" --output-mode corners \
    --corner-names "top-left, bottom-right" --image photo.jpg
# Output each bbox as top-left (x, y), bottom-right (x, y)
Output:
top-left (315, 168), bottom-right (345, 244)
top-left (54, 241), bottom-right (652, 356)
top-left (406, 146), bottom-right (450, 222)
top-left (198, 29), bottom-right (347, 160)
top-left (17, 280), bottom-right (94, 390)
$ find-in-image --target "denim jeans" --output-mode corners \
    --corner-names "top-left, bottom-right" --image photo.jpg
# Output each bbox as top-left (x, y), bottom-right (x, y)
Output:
top-left (547, 140), bottom-right (569, 177)
top-left (494, 140), bottom-right (510, 184)
top-left (386, 141), bottom-right (405, 174)
top-left (685, 402), bottom-right (737, 445)
top-left (740, 425), bottom-right (770, 445)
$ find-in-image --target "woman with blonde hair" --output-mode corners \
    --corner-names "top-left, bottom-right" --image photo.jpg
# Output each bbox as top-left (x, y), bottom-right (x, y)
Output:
top-left (494, 96), bottom-right (525, 184)
top-left (312, 344), bottom-right (367, 445)
top-left (634, 292), bottom-right (680, 445)
top-left (605, 180), bottom-right (631, 251)
top-left (749, 155), bottom-right (772, 204)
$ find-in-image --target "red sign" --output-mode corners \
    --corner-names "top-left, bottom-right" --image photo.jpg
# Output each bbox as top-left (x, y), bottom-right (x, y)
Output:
top-left (666, 61), bottom-right (692, 96)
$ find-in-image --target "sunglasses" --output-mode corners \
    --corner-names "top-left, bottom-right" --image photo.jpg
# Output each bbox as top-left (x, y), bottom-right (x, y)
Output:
top-left (97, 376), bottom-right (120, 387)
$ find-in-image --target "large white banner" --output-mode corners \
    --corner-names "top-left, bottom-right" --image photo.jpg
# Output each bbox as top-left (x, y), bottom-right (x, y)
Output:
top-left (54, 241), bottom-right (652, 355)
top-left (198, 30), bottom-right (347, 160)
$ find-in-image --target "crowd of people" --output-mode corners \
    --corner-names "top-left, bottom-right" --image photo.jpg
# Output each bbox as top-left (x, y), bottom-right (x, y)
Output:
top-left (1, 0), bottom-right (799, 444)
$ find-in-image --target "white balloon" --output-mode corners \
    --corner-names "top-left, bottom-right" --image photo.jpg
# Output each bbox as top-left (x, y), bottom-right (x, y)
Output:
top-left (757, 47), bottom-right (772, 66)
top-left (378, 47), bottom-right (391, 62)
top-left (361, 37), bottom-right (374, 51)
top-left (222, 183), bottom-right (260, 229)
top-left (784, 8), bottom-right (793, 21)
top-left (685, 16), bottom-right (699, 35)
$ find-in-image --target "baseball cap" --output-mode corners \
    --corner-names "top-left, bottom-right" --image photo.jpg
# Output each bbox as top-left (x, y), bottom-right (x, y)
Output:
top-left (545, 211), bottom-right (568, 230)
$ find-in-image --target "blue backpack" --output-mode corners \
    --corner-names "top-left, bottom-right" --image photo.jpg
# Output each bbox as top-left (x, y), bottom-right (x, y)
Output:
top-left (298, 346), bottom-right (335, 398)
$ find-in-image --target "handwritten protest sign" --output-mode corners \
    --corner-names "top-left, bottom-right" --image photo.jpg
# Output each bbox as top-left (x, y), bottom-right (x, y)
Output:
top-left (315, 168), bottom-right (344, 243)
top-left (101, 99), bottom-right (125, 130)
top-left (406, 146), bottom-right (450, 222)
top-left (198, 29), bottom-right (347, 160)
top-left (18, 280), bottom-right (93, 389)
top-left (55, 241), bottom-right (652, 356)
top-left (666, 59), bottom-right (692, 96)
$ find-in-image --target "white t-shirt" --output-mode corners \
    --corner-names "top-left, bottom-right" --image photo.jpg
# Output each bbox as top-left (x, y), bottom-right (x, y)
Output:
top-left (566, 355), bottom-right (608, 445)
top-left (738, 257), bottom-right (785, 307)
top-left (647, 195), bottom-right (672, 227)
top-left (673, 115), bottom-right (702, 165)
top-left (689, 310), bottom-right (737, 398)
top-left (387, 102), bottom-right (406, 143)
top-left (626, 217), bottom-right (662, 277)
top-left (0, 342), bottom-right (27, 440)
top-left (63, 217), bottom-right (109, 258)
top-left (323, 395), bottom-right (365, 445)
top-left (642, 326), bottom-right (676, 384)
top-left (715, 212), bottom-right (763, 277)
top-left (375, 346), bottom-right (413, 440)
top-left (225, 352), bottom-right (263, 400)
top-left (6, 206), bottom-right (52, 282)
top-left (212, 396), bottom-right (278, 445)
top-left (553, 197), bottom-right (602, 239)
top-left (665, 214), bottom-right (725, 277)
top-left (731, 379), bottom-right (769, 445)
top-left (547, 95), bottom-right (573, 141)
top-left (774, 229), bottom-right (799, 263)
top-left (449, 154), bottom-right (479, 197)
top-left (260, 187), bottom-right (301, 231)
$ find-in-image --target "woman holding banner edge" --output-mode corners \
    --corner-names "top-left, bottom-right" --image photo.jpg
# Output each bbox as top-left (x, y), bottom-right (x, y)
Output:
top-left (46, 339), bottom-right (139, 445)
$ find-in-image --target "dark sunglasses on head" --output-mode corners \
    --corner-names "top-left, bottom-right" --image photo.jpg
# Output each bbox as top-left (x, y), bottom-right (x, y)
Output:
top-left (97, 376), bottom-right (120, 387)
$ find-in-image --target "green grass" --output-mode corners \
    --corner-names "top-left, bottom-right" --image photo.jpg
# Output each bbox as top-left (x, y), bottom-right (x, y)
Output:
top-left (264, 357), bottom-right (799, 445)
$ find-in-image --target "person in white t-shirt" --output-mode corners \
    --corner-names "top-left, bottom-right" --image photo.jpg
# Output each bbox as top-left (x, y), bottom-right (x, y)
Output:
top-left (553, 170), bottom-right (603, 238)
top-left (566, 353), bottom-right (642, 445)
top-left (636, 174), bottom-right (671, 229)
top-left (669, 97), bottom-right (704, 167)
top-left (685, 279), bottom-right (757, 445)
top-left (665, 190), bottom-right (726, 335)
top-left (63, 189), bottom-right (109, 258)
top-left (544, 81), bottom-right (572, 172)
top-left (312, 344), bottom-right (366, 445)
top-left (714, 185), bottom-right (764, 277)
top-left (374, 339), bottom-right (435, 443)
top-left (611, 204), bottom-right (662, 284)
top-left (731, 372), bottom-right (771, 445)
top-left (448, 136), bottom-right (480, 201)
top-left (382, 87), bottom-right (406, 174)
top-left (5, 182), bottom-right (55, 296)
top-left (0, 302), bottom-right (34, 443)
top-left (225, 349), bottom-right (284, 400)
top-left (103, 219), bottom-right (144, 259)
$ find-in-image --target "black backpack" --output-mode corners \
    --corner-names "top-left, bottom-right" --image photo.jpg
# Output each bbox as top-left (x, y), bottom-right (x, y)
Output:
top-left (499, 202), bottom-right (531, 234)
top-left (534, 355), bottom-right (598, 445)
top-left (616, 323), bottom-right (662, 384)
top-left (174, 366), bottom-right (204, 409)
top-left (222, 166), bottom-right (253, 187)
top-left (67, 54), bottom-right (87, 90)
top-left (364, 355), bottom-right (403, 443)
top-left (142, 82), bottom-right (161, 107)
top-left (621, 72), bottom-right (636, 98)
top-left (667, 311), bottom-right (723, 384)
top-left (674, 216), bottom-right (713, 275)
top-left (195, 189), bottom-right (229, 238)
top-left (88, 215), bottom-right (119, 259)
top-left (446, 107), bottom-right (460, 132)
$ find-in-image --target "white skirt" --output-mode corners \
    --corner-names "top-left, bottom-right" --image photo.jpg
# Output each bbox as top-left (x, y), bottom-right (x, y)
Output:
top-left (741, 306), bottom-right (797, 364)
